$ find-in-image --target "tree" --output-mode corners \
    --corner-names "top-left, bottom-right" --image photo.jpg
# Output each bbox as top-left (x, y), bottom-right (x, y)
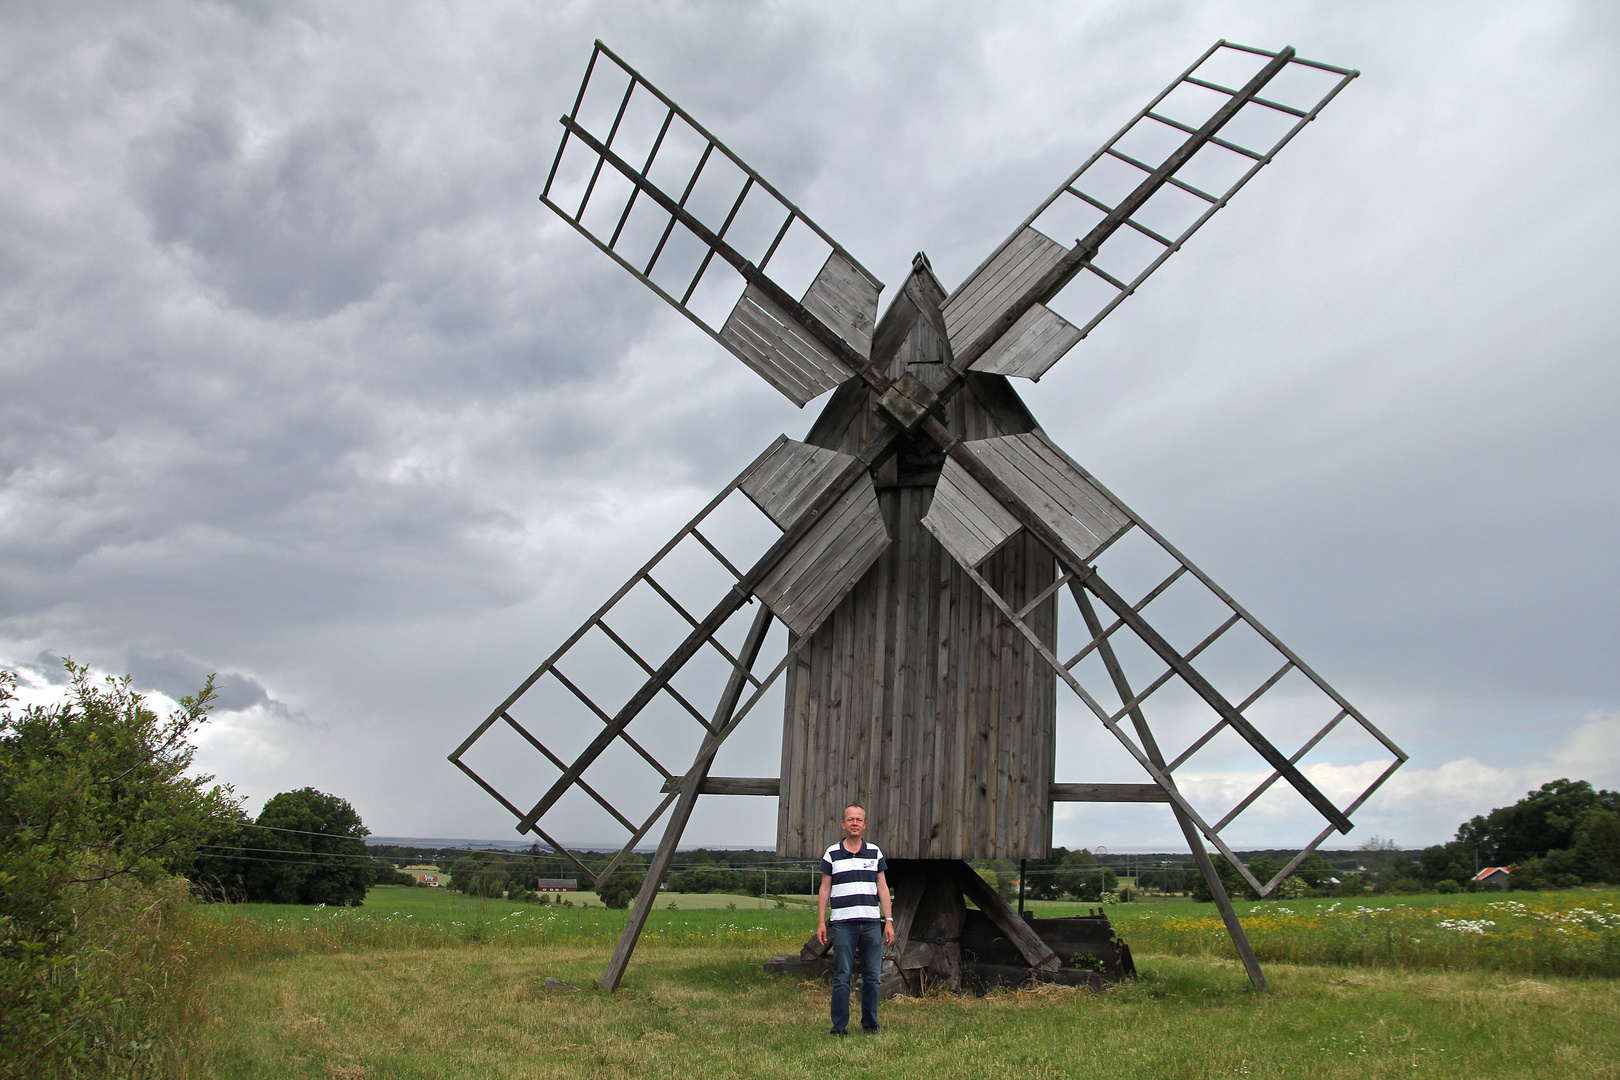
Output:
top-left (2, 663), bottom-right (239, 1076)
top-left (667, 866), bottom-right (738, 894)
top-left (1570, 808), bottom-right (1620, 883)
top-left (448, 852), bottom-right (513, 897)
top-left (1356, 836), bottom-right (1415, 893)
top-left (1417, 840), bottom-right (1475, 886)
top-left (1292, 852), bottom-right (1338, 890)
top-left (1053, 851), bottom-right (1117, 902)
top-left (201, 788), bottom-right (372, 905)
top-left (591, 852), bottom-right (646, 909)
top-left (1190, 854), bottom-right (1248, 903)
top-left (1246, 855), bottom-right (1280, 896)
top-left (1455, 779), bottom-right (1620, 865)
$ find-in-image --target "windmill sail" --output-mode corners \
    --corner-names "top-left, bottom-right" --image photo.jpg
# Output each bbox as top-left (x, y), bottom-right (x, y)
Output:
top-left (739, 438), bottom-right (890, 638)
top-left (541, 41), bottom-right (882, 406)
top-left (923, 436), bottom-right (1405, 897)
top-left (448, 435), bottom-right (888, 878)
top-left (944, 40), bottom-right (1359, 379)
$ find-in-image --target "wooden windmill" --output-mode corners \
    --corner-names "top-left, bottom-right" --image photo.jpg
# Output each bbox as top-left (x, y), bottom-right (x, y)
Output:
top-left (450, 39), bottom-right (1407, 993)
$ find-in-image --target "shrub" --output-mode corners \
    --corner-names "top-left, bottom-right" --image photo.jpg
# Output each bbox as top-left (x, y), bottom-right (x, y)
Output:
top-left (0, 664), bottom-right (237, 1078)
top-left (1435, 879), bottom-right (1460, 894)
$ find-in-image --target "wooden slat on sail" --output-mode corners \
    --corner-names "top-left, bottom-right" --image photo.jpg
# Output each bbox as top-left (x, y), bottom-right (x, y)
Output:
top-left (720, 286), bottom-right (856, 406)
top-left (923, 433), bottom-right (1129, 569)
top-left (753, 475), bottom-right (888, 638)
top-left (802, 251), bottom-right (881, 359)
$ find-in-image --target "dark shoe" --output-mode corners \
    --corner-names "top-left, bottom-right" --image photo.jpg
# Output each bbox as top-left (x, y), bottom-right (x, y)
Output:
top-left (862, 1027), bottom-right (880, 1035)
top-left (830, 1028), bottom-right (848, 1036)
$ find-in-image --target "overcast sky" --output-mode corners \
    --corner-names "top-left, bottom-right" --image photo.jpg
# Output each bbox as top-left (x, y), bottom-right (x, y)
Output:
top-left (3, 1), bottom-right (1617, 855)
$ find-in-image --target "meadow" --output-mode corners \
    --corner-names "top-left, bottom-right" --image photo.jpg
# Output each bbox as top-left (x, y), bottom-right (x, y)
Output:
top-left (165, 887), bottom-right (1620, 1079)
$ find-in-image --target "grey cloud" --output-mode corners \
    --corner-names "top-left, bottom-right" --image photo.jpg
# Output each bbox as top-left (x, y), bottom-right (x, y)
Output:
top-left (124, 648), bottom-right (313, 723)
top-left (129, 109), bottom-right (392, 319)
top-left (126, 649), bottom-right (256, 708)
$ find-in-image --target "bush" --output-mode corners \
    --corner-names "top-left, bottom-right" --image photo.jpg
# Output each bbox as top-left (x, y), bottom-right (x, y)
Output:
top-left (0, 664), bottom-right (238, 1078)
top-left (1435, 879), bottom-right (1460, 894)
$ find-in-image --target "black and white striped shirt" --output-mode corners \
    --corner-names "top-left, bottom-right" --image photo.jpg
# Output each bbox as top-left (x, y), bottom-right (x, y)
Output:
top-left (821, 841), bottom-right (887, 922)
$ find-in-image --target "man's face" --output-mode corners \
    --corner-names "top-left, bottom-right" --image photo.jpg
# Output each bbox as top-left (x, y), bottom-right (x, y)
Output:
top-left (842, 808), bottom-right (867, 842)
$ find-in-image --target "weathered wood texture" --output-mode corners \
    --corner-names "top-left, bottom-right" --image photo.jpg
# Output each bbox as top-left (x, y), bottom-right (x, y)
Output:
top-left (739, 437), bottom-right (850, 529)
top-left (1050, 783), bottom-right (1169, 802)
top-left (941, 227), bottom-right (1069, 359)
top-left (970, 302), bottom-right (1082, 380)
top-left (657, 776), bottom-right (780, 795)
top-left (777, 262), bottom-right (1058, 860)
top-left (924, 432), bottom-right (1130, 570)
top-left (960, 909), bottom-right (1135, 983)
top-left (736, 435), bottom-right (892, 639)
top-left (720, 284), bottom-right (855, 406)
top-left (752, 475), bottom-right (889, 640)
top-left (802, 252), bottom-right (881, 359)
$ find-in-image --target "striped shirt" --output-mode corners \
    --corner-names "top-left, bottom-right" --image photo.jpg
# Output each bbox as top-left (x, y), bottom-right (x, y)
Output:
top-left (821, 841), bottom-right (887, 922)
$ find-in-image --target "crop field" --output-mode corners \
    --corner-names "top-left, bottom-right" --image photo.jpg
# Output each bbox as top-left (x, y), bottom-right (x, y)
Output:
top-left (169, 887), bottom-right (1620, 1079)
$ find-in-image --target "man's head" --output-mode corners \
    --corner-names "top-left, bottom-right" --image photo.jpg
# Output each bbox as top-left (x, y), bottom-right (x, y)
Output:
top-left (841, 804), bottom-right (867, 845)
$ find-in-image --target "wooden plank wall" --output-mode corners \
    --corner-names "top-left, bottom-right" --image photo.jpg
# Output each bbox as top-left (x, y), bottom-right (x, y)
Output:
top-left (777, 261), bottom-right (1058, 860)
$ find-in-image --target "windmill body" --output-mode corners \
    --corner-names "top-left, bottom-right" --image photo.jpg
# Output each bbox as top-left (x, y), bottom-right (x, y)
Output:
top-left (781, 260), bottom-right (1058, 861)
top-left (450, 39), bottom-right (1408, 994)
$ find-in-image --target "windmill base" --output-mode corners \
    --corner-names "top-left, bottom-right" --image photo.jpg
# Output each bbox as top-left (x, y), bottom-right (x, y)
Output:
top-left (769, 859), bottom-right (1135, 997)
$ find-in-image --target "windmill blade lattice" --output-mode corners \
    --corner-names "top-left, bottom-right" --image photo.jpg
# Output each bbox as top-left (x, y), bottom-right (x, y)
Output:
top-left (946, 40), bottom-right (1359, 380)
top-left (542, 41), bottom-right (883, 406)
top-left (923, 436), bottom-right (1406, 896)
top-left (448, 435), bottom-right (891, 882)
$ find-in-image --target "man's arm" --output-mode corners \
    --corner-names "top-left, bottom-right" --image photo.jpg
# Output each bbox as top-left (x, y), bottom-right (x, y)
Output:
top-left (815, 871), bottom-right (832, 946)
top-left (876, 869), bottom-right (895, 946)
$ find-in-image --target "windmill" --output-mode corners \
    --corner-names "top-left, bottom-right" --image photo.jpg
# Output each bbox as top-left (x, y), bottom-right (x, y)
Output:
top-left (450, 39), bottom-right (1406, 994)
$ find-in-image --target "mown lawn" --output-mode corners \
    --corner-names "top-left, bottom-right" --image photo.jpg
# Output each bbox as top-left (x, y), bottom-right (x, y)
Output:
top-left (182, 945), bottom-right (1620, 1080)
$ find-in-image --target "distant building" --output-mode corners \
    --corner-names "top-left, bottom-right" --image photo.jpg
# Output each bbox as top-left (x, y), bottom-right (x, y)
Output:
top-left (1471, 867), bottom-right (1511, 891)
top-left (537, 879), bottom-right (579, 892)
top-left (416, 873), bottom-right (441, 887)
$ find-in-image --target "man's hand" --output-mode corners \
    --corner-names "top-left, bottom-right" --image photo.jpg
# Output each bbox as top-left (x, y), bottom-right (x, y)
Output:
top-left (884, 921), bottom-right (896, 947)
top-left (816, 922), bottom-right (828, 947)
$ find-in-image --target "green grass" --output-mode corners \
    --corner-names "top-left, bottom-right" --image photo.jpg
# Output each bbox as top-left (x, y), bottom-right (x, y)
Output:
top-left (202, 886), bottom-right (811, 923)
top-left (180, 947), bottom-right (1620, 1080)
top-left (164, 887), bottom-right (1620, 1078)
top-left (188, 886), bottom-right (815, 959)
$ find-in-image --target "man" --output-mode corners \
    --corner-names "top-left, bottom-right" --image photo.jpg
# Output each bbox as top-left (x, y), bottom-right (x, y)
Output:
top-left (816, 804), bottom-right (895, 1035)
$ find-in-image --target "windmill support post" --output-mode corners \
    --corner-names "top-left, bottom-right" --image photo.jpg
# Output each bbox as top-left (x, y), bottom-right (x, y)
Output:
top-left (601, 605), bottom-right (776, 991)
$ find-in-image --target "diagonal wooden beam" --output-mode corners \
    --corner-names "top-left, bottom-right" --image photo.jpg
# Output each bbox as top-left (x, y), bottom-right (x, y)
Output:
top-left (953, 860), bottom-right (1060, 973)
top-left (951, 48), bottom-right (1296, 370)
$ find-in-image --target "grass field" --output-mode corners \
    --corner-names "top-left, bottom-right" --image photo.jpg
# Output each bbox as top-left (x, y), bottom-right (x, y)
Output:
top-left (169, 887), bottom-right (1620, 1078)
top-left (183, 947), bottom-right (1620, 1079)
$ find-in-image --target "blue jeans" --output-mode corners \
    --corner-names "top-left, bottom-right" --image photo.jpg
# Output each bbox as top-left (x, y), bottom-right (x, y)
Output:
top-left (830, 919), bottom-right (883, 1033)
